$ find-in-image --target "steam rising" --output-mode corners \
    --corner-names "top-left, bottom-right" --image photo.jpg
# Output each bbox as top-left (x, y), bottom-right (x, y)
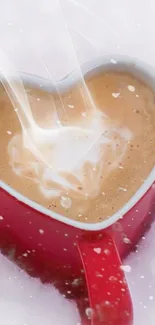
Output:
top-left (0, 0), bottom-right (132, 202)
top-left (0, 0), bottom-right (133, 201)
top-left (0, 45), bottom-right (132, 200)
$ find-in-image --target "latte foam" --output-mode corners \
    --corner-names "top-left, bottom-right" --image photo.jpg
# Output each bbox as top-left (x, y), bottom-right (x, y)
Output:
top-left (1, 71), bottom-right (155, 223)
top-left (8, 110), bottom-right (132, 199)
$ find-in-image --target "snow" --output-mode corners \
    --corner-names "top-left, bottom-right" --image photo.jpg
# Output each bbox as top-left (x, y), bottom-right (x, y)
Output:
top-left (0, 254), bottom-right (80, 325)
top-left (126, 220), bottom-right (155, 325)
top-left (0, 0), bottom-right (155, 324)
top-left (1, 220), bottom-right (155, 325)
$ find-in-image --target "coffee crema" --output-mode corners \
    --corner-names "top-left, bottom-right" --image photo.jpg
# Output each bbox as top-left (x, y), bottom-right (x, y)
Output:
top-left (1, 71), bottom-right (155, 223)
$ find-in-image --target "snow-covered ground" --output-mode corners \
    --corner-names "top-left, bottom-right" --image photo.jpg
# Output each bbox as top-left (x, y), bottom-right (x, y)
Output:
top-left (0, 220), bottom-right (155, 325)
top-left (0, 0), bottom-right (155, 324)
top-left (0, 253), bottom-right (81, 325)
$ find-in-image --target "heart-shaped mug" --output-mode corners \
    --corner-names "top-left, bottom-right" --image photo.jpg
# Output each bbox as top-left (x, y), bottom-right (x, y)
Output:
top-left (1, 55), bottom-right (155, 325)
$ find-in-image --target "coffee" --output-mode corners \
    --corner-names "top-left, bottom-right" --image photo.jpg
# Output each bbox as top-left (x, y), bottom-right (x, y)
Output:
top-left (1, 71), bottom-right (155, 223)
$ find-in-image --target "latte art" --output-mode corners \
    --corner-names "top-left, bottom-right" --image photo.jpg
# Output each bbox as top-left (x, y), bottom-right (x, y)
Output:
top-left (8, 114), bottom-right (132, 199)
top-left (1, 70), bottom-right (155, 223)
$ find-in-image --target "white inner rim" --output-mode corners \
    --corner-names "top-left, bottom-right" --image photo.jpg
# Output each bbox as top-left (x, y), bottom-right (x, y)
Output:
top-left (1, 167), bottom-right (155, 231)
top-left (1, 55), bottom-right (155, 231)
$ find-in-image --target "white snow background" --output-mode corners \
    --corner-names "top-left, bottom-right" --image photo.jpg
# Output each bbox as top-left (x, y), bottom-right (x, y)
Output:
top-left (0, 0), bottom-right (155, 324)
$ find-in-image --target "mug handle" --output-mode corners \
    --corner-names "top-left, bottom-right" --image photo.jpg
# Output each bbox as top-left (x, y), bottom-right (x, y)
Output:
top-left (77, 234), bottom-right (133, 325)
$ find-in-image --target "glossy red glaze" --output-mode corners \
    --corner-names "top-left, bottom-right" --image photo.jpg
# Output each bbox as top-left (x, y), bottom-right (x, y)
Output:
top-left (0, 184), bottom-right (155, 325)
top-left (1, 56), bottom-right (155, 325)
top-left (78, 235), bottom-right (133, 325)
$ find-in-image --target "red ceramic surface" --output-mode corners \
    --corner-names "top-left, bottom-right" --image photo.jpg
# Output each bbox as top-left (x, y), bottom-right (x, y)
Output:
top-left (1, 56), bottom-right (155, 325)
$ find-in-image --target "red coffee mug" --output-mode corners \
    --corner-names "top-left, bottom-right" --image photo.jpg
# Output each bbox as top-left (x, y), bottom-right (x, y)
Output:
top-left (1, 55), bottom-right (155, 325)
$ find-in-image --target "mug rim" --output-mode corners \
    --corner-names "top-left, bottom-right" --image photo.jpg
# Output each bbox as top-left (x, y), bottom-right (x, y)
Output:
top-left (1, 54), bottom-right (155, 231)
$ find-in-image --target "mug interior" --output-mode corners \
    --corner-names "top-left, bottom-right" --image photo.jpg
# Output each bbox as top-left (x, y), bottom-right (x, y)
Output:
top-left (1, 54), bottom-right (155, 231)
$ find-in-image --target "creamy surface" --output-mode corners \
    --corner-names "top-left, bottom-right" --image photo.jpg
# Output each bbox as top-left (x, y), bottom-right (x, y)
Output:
top-left (1, 71), bottom-right (155, 223)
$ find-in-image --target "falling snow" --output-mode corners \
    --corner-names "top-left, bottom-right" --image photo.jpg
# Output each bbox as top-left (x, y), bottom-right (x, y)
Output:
top-left (104, 249), bottom-right (110, 255)
top-left (81, 112), bottom-right (87, 117)
top-left (110, 58), bottom-right (117, 64)
top-left (1, 1), bottom-right (155, 324)
top-left (149, 296), bottom-right (154, 301)
top-left (93, 248), bottom-right (101, 254)
top-left (120, 265), bottom-right (131, 273)
top-left (39, 229), bottom-right (44, 235)
top-left (123, 237), bottom-right (131, 244)
top-left (112, 92), bottom-right (120, 98)
top-left (96, 271), bottom-right (103, 278)
top-left (128, 85), bottom-right (135, 92)
top-left (85, 308), bottom-right (93, 319)
top-left (60, 196), bottom-right (72, 209)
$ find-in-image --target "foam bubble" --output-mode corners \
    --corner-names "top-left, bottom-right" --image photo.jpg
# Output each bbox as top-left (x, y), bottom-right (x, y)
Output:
top-left (112, 92), bottom-right (120, 98)
top-left (8, 114), bottom-right (132, 201)
top-left (128, 85), bottom-right (135, 92)
top-left (60, 196), bottom-right (72, 209)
